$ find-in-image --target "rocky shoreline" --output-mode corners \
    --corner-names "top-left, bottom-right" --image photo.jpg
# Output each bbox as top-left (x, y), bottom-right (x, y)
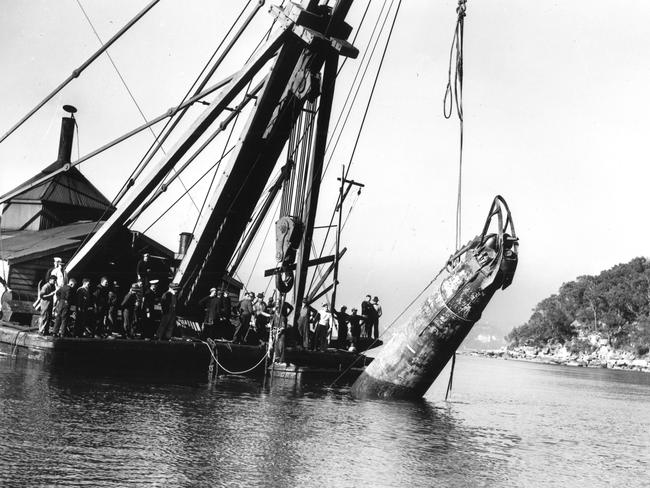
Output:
top-left (465, 345), bottom-right (650, 373)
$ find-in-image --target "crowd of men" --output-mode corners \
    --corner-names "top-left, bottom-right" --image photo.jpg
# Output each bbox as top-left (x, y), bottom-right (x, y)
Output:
top-left (217, 292), bottom-right (383, 365)
top-left (36, 254), bottom-right (179, 341)
top-left (34, 254), bottom-right (385, 357)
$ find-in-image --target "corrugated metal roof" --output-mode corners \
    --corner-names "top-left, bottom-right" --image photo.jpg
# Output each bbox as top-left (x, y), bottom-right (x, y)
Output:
top-left (0, 221), bottom-right (174, 264)
top-left (0, 221), bottom-right (104, 263)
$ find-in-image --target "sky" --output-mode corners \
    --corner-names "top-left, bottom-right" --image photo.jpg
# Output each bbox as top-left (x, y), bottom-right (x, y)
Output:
top-left (1, 0), bottom-right (650, 337)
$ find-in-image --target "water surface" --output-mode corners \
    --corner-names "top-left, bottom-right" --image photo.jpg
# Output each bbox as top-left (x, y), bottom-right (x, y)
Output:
top-left (0, 355), bottom-right (648, 487)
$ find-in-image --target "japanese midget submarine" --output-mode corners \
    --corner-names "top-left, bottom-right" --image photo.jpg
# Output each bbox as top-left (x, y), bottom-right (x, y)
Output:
top-left (351, 196), bottom-right (519, 400)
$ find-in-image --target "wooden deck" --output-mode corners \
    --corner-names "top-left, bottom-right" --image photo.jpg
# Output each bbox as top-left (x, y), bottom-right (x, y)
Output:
top-left (0, 323), bottom-right (374, 380)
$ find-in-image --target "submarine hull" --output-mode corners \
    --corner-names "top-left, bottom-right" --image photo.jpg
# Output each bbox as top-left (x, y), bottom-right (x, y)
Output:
top-left (351, 196), bottom-right (518, 400)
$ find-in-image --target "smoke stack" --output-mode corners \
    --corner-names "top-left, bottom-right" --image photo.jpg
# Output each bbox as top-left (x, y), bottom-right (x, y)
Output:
top-left (58, 105), bottom-right (77, 167)
top-left (178, 232), bottom-right (193, 257)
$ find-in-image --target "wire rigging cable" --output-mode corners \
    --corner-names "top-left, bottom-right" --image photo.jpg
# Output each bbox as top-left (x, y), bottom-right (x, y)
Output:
top-left (0, 0), bottom-right (160, 146)
top-left (68, 2), bottom-right (258, 262)
top-left (75, 0), bottom-right (200, 214)
top-left (442, 0), bottom-right (467, 401)
top-left (308, 0), bottom-right (403, 292)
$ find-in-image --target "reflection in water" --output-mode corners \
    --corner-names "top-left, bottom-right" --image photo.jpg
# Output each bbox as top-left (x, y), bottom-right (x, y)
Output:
top-left (0, 355), bottom-right (648, 487)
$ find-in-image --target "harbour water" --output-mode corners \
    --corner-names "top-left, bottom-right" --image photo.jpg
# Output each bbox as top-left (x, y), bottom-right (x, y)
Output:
top-left (0, 354), bottom-right (648, 487)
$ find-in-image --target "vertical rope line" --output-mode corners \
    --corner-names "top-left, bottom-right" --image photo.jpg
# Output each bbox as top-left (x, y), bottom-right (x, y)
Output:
top-left (444, 0), bottom-right (466, 251)
top-left (443, 0), bottom-right (467, 401)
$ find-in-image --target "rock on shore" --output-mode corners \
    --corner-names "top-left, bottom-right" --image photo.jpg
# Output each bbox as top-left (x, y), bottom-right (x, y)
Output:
top-left (466, 345), bottom-right (650, 373)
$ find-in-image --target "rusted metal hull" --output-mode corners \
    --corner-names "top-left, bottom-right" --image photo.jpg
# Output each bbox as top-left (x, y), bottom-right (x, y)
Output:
top-left (351, 196), bottom-right (518, 400)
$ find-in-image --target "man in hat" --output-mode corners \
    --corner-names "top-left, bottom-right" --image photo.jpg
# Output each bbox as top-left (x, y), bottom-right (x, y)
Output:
top-left (361, 294), bottom-right (377, 339)
top-left (218, 290), bottom-right (232, 336)
top-left (232, 291), bottom-right (254, 344)
top-left (107, 281), bottom-right (120, 335)
top-left (53, 278), bottom-right (76, 337)
top-left (75, 278), bottom-right (94, 337)
top-left (296, 299), bottom-right (314, 350)
top-left (199, 287), bottom-right (220, 339)
top-left (121, 282), bottom-right (141, 338)
top-left (37, 275), bottom-right (57, 335)
top-left (94, 276), bottom-right (110, 337)
top-left (143, 280), bottom-right (159, 339)
top-left (157, 283), bottom-right (179, 340)
top-left (348, 307), bottom-right (362, 351)
top-left (136, 253), bottom-right (152, 288)
top-left (333, 305), bottom-right (350, 350)
top-left (252, 292), bottom-right (270, 344)
top-left (313, 302), bottom-right (332, 352)
top-left (47, 257), bottom-right (66, 289)
top-left (372, 296), bottom-right (383, 339)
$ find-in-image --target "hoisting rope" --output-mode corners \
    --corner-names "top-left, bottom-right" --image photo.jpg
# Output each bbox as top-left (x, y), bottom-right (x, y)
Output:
top-left (200, 340), bottom-right (267, 376)
top-left (443, 0), bottom-right (467, 401)
top-left (444, 0), bottom-right (466, 251)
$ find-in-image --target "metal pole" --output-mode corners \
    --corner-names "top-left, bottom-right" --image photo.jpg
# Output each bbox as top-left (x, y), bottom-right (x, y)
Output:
top-left (330, 164), bottom-right (345, 312)
top-left (0, 0), bottom-right (160, 145)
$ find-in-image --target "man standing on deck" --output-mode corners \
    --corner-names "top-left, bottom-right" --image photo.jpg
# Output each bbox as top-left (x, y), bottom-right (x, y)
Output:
top-left (333, 305), bottom-right (350, 349)
top-left (348, 307), bottom-right (362, 351)
top-left (94, 276), bottom-right (110, 337)
top-left (46, 257), bottom-right (66, 313)
top-left (136, 253), bottom-right (152, 288)
top-left (75, 279), bottom-right (94, 337)
top-left (143, 280), bottom-right (159, 339)
top-left (272, 299), bottom-right (294, 364)
top-left (121, 283), bottom-right (140, 338)
top-left (107, 281), bottom-right (120, 335)
top-left (218, 290), bottom-right (232, 336)
top-left (252, 293), bottom-right (270, 344)
top-left (361, 294), bottom-right (376, 339)
top-left (233, 292), bottom-right (253, 344)
top-left (53, 278), bottom-right (76, 337)
top-left (157, 283), bottom-right (179, 340)
top-left (199, 287), bottom-right (219, 339)
top-left (37, 275), bottom-right (57, 335)
top-left (47, 257), bottom-right (66, 289)
top-left (372, 296), bottom-right (383, 340)
top-left (314, 303), bottom-right (332, 352)
top-left (296, 299), bottom-right (313, 350)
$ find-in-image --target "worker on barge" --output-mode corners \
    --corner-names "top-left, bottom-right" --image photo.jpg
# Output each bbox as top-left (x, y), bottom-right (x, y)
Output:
top-left (94, 276), bottom-right (110, 337)
top-left (156, 283), bottom-right (179, 340)
top-left (52, 278), bottom-right (77, 337)
top-left (75, 279), bottom-right (94, 337)
top-left (199, 287), bottom-right (219, 339)
top-left (37, 275), bottom-right (57, 335)
top-left (143, 280), bottom-right (159, 339)
top-left (232, 292), bottom-right (253, 344)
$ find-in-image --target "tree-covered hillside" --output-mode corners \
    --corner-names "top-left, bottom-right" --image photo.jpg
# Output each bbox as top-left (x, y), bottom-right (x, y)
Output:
top-left (506, 257), bottom-right (650, 355)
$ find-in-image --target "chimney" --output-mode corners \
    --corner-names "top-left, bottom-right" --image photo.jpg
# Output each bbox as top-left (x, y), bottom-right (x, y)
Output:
top-left (57, 105), bottom-right (77, 167)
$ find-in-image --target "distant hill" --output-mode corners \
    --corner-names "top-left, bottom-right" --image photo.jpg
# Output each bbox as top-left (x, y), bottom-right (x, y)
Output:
top-left (506, 257), bottom-right (650, 356)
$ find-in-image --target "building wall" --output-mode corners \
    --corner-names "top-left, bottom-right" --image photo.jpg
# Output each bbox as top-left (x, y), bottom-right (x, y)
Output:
top-left (8, 253), bottom-right (75, 301)
top-left (1, 203), bottom-right (42, 231)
